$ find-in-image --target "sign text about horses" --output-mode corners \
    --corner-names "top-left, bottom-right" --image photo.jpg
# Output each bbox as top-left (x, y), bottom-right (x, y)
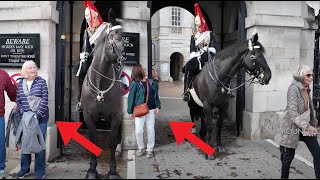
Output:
top-left (0, 34), bottom-right (40, 67)
top-left (122, 32), bottom-right (139, 65)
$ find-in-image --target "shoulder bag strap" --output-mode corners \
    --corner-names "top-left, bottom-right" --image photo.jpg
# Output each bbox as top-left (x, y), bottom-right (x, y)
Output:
top-left (146, 81), bottom-right (149, 103)
top-left (22, 79), bottom-right (30, 97)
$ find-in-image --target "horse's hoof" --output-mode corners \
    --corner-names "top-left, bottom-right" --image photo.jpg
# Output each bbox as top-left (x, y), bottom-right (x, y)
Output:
top-left (216, 146), bottom-right (226, 153)
top-left (107, 172), bottom-right (120, 179)
top-left (205, 154), bottom-right (216, 160)
top-left (85, 172), bottom-right (98, 179)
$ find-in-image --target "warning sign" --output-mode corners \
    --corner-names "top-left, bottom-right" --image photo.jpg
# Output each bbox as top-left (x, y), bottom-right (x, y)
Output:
top-left (121, 71), bottom-right (131, 96)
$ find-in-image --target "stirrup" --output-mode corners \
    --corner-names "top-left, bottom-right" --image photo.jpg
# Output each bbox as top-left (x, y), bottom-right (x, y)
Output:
top-left (182, 92), bottom-right (190, 101)
top-left (76, 102), bottom-right (83, 112)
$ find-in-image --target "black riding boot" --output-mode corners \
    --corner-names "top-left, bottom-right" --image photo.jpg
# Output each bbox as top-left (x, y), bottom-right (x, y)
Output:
top-left (182, 72), bottom-right (191, 101)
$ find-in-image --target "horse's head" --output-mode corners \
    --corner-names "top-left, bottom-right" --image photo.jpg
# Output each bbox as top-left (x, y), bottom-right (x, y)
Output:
top-left (242, 33), bottom-right (272, 85)
top-left (95, 8), bottom-right (124, 67)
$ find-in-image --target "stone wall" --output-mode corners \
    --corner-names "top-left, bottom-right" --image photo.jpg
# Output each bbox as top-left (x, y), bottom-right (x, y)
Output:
top-left (1, 1), bottom-right (60, 161)
top-left (243, 1), bottom-right (318, 139)
top-left (122, 1), bottom-right (149, 149)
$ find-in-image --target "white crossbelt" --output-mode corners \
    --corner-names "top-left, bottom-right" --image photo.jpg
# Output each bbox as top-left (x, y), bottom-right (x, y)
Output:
top-left (89, 23), bottom-right (108, 45)
top-left (195, 31), bottom-right (210, 46)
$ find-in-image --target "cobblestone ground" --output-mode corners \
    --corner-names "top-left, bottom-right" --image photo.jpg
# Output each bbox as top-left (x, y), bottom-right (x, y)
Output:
top-left (46, 129), bottom-right (125, 179)
top-left (135, 81), bottom-right (316, 179)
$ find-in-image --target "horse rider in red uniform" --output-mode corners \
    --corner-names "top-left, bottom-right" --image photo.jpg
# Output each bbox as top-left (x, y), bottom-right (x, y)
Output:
top-left (74, 1), bottom-right (110, 111)
top-left (182, 3), bottom-right (217, 101)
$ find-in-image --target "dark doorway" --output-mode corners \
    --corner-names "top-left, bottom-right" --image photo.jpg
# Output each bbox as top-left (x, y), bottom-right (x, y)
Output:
top-left (170, 52), bottom-right (183, 81)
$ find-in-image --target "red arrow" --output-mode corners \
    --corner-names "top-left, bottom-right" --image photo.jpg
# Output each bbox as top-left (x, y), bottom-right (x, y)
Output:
top-left (169, 121), bottom-right (215, 156)
top-left (56, 121), bottom-right (102, 156)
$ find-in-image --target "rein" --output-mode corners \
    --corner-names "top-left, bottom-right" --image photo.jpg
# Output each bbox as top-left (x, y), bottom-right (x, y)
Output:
top-left (87, 24), bottom-right (124, 101)
top-left (206, 39), bottom-right (263, 93)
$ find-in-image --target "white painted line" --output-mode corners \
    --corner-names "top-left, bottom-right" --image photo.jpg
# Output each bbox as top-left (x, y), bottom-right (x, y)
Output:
top-left (265, 139), bottom-right (279, 148)
top-left (265, 139), bottom-right (314, 168)
top-left (159, 97), bottom-right (182, 100)
top-left (127, 150), bottom-right (136, 179)
top-left (295, 153), bottom-right (314, 168)
top-left (7, 164), bottom-right (21, 179)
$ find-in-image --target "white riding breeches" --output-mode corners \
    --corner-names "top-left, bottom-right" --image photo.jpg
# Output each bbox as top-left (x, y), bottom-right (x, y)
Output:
top-left (134, 109), bottom-right (155, 152)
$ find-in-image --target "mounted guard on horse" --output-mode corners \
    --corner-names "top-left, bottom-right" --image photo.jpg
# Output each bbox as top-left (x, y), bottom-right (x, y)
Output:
top-left (71, 1), bottom-right (125, 179)
top-left (182, 3), bottom-right (217, 101)
top-left (73, 1), bottom-right (123, 112)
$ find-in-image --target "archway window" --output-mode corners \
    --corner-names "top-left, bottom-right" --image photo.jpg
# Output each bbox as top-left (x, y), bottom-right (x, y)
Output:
top-left (171, 7), bottom-right (182, 34)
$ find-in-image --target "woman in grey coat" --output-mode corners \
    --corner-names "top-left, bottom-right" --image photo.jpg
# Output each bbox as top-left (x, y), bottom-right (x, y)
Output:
top-left (274, 65), bottom-right (320, 179)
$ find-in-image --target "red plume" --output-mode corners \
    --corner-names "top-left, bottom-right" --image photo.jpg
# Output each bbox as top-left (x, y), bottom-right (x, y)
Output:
top-left (84, 1), bottom-right (103, 28)
top-left (194, 3), bottom-right (209, 33)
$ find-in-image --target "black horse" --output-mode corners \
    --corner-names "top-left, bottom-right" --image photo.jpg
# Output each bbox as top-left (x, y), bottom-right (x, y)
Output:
top-left (188, 33), bottom-right (271, 160)
top-left (80, 9), bottom-right (124, 179)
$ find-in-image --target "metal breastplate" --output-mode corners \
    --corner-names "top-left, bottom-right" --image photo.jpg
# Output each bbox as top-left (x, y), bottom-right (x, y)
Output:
top-left (195, 31), bottom-right (211, 48)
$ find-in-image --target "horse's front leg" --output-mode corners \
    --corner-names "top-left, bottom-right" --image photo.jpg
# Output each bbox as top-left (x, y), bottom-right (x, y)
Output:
top-left (84, 113), bottom-right (99, 179)
top-left (203, 103), bottom-right (216, 160)
top-left (107, 113), bottom-right (122, 179)
top-left (199, 114), bottom-right (206, 141)
top-left (216, 103), bottom-right (228, 153)
top-left (191, 111), bottom-right (197, 134)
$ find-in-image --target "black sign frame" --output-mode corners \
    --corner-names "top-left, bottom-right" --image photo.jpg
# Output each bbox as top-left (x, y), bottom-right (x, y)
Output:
top-left (122, 32), bottom-right (139, 65)
top-left (0, 34), bottom-right (40, 68)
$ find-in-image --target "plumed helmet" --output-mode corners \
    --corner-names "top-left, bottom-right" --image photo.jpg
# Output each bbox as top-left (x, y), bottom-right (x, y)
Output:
top-left (84, 1), bottom-right (103, 28)
top-left (194, 3), bottom-right (209, 33)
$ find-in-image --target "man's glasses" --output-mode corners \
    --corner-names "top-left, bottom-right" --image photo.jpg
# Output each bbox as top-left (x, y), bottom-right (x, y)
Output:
top-left (306, 74), bottom-right (314, 78)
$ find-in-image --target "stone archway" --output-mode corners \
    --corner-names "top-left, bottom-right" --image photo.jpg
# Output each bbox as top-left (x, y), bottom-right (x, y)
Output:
top-left (170, 52), bottom-right (184, 81)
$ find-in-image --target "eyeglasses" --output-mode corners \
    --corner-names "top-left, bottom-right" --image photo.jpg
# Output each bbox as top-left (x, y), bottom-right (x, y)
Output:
top-left (305, 74), bottom-right (314, 78)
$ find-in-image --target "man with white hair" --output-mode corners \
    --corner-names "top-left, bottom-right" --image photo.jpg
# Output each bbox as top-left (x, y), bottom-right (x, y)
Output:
top-left (182, 3), bottom-right (217, 101)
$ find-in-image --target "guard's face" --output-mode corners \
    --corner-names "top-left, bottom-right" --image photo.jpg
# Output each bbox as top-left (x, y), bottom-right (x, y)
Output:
top-left (85, 8), bottom-right (100, 28)
top-left (195, 15), bottom-right (201, 28)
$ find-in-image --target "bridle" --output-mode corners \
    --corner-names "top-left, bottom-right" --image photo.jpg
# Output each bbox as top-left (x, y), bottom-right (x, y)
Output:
top-left (207, 39), bottom-right (265, 94)
top-left (87, 24), bottom-right (125, 101)
top-left (245, 40), bottom-right (265, 82)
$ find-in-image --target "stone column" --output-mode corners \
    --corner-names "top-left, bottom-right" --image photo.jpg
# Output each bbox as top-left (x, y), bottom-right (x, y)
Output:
top-left (0, 1), bottom-right (60, 161)
top-left (242, 1), bottom-right (317, 139)
top-left (122, 1), bottom-right (149, 150)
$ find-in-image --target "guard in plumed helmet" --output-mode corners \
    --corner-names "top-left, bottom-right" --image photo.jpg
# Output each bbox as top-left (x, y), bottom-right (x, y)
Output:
top-left (182, 3), bottom-right (217, 101)
top-left (73, 1), bottom-right (110, 112)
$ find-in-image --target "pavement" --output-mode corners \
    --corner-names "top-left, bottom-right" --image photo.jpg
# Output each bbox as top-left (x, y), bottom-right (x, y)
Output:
top-left (4, 81), bottom-right (320, 179)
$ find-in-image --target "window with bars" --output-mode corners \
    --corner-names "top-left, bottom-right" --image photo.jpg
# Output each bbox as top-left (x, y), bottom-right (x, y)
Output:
top-left (171, 7), bottom-right (182, 34)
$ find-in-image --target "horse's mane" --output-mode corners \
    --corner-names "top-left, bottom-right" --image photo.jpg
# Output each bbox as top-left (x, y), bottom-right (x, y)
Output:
top-left (214, 40), bottom-right (265, 61)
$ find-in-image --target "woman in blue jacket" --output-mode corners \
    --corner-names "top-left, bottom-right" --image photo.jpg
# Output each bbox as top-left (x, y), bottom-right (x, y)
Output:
top-left (127, 64), bottom-right (161, 158)
top-left (16, 60), bottom-right (49, 179)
